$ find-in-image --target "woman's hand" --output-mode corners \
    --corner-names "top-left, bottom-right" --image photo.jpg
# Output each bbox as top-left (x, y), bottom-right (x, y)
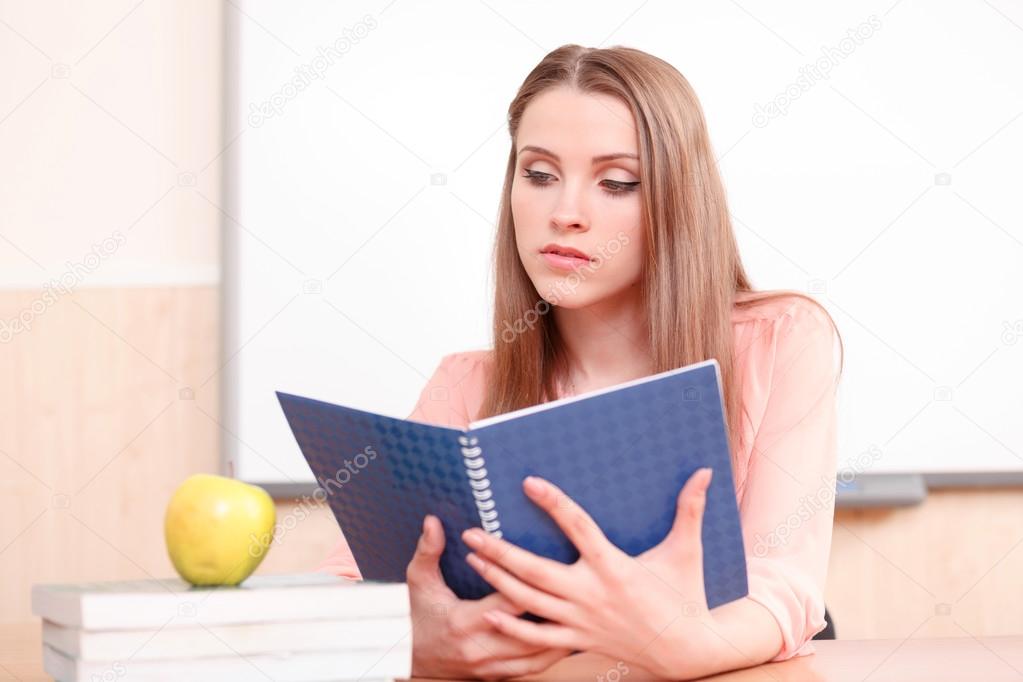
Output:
top-left (460, 468), bottom-right (727, 680)
top-left (406, 515), bottom-right (572, 680)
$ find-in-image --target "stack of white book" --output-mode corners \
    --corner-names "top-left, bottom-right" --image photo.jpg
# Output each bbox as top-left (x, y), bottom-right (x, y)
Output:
top-left (31, 573), bottom-right (411, 681)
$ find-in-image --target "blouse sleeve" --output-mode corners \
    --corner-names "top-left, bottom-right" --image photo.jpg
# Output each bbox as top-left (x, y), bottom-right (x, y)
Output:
top-left (314, 354), bottom-right (469, 578)
top-left (738, 301), bottom-right (841, 662)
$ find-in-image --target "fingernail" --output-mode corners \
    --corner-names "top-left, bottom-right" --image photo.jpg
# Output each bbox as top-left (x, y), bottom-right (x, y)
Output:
top-left (465, 552), bottom-right (484, 570)
top-left (523, 476), bottom-right (545, 496)
top-left (462, 528), bottom-right (483, 548)
top-left (702, 468), bottom-right (714, 487)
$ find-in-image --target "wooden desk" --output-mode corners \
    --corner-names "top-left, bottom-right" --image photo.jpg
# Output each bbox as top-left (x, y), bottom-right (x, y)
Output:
top-left (3, 622), bottom-right (1022, 681)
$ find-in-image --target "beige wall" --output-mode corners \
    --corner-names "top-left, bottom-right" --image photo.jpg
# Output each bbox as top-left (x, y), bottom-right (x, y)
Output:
top-left (0, 0), bottom-right (222, 287)
top-left (2, 0), bottom-right (1021, 643)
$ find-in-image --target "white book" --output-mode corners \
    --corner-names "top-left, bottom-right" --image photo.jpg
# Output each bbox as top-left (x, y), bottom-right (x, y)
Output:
top-left (42, 642), bottom-right (412, 682)
top-left (43, 616), bottom-right (411, 661)
top-left (32, 573), bottom-right (409, 630)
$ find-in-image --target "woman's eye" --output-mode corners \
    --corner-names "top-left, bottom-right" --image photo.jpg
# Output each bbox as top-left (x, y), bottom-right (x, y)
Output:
top-left (522, 169), bottom-right (554, 186)
top-left (601, 179), bottom-right (641, 197)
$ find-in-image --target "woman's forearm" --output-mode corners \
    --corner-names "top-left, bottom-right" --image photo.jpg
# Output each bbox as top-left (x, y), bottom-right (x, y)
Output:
top-left (642, 597), bottom-right (784, 679)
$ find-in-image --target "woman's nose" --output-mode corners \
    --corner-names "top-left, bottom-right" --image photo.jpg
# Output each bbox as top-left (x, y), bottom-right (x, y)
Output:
top-left (551, 213), bottom-right (588, 231)
top-left (550, 185), bottom-right (589, 232)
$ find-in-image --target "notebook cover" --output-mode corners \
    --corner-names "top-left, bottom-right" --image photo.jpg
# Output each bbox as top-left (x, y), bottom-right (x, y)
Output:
top-left (277, 359), bottom-right (748, 607)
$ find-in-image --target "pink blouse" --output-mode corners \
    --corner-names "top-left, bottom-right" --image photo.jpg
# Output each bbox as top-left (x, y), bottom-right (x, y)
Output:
top-left (316, 293), bottom-right (841, 663)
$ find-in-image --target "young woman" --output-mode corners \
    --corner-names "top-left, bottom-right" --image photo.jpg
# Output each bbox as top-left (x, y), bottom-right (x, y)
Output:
top-left (318, 44), bottom-right (844, 680)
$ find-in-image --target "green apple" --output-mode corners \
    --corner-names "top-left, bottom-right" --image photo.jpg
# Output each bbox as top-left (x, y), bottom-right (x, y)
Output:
top-left (164, 474), bottom-right (275, 586)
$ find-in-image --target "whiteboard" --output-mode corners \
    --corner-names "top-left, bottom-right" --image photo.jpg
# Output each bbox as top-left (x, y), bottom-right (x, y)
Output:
top-left (223, 0), bottom-right (1023, 485)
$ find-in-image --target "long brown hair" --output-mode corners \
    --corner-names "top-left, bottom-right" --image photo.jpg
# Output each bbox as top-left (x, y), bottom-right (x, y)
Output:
top-left (478, 44), bottom-right (844, 465)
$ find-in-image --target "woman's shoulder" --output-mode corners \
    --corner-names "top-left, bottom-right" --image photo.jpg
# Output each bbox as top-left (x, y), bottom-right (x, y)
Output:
top-left (408, 350), bottom-right (492, 428)
top-left (431, 349), bottom-right (492, 426)
top-left (730, 290), bottom-right (841, 395)
top-left (731, 289), bottom-right (833, 331)
top-left (435, 349), bottom-right (493, 391)
top-left (439, 348), bottom-right (493, 371)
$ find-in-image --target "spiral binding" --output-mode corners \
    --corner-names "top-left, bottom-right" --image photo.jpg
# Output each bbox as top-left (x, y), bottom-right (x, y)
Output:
top-left (459, 434), bottom-right (502, 538)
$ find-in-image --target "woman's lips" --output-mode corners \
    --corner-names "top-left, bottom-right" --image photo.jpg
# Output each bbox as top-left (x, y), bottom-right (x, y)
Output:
top-left (541, 251), bottom-right (592, 271)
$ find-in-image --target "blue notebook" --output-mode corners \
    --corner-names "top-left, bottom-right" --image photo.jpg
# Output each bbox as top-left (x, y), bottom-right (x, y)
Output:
top-left (276, 358), bottom-right (748, 608)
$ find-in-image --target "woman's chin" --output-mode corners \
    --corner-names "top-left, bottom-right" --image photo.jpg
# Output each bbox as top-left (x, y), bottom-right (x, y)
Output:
top-left (539, 292), bottom-right (595, 309)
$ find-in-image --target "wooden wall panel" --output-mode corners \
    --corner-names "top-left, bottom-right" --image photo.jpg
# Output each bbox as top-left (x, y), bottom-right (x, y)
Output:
top-left (827, 489), bottom-right (1023, 640)
top-left (0, 286), bottom-right (221, 623)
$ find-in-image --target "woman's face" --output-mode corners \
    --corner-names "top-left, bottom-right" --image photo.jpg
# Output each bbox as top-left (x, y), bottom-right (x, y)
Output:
top-left (511, 86), bottom-right (645, 309)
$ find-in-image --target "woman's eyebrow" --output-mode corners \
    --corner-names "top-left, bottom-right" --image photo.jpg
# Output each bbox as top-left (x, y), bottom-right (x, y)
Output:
top-left (517, 145), bottom-right (638, 163)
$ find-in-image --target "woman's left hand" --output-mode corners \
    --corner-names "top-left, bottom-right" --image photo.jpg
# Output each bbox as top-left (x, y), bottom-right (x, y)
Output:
top-left (461, 468), bottom-right (719, 680)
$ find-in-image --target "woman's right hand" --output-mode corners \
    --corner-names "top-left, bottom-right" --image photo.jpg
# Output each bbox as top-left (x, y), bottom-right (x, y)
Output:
top-left (406, 515), bottom-right (571, 680)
